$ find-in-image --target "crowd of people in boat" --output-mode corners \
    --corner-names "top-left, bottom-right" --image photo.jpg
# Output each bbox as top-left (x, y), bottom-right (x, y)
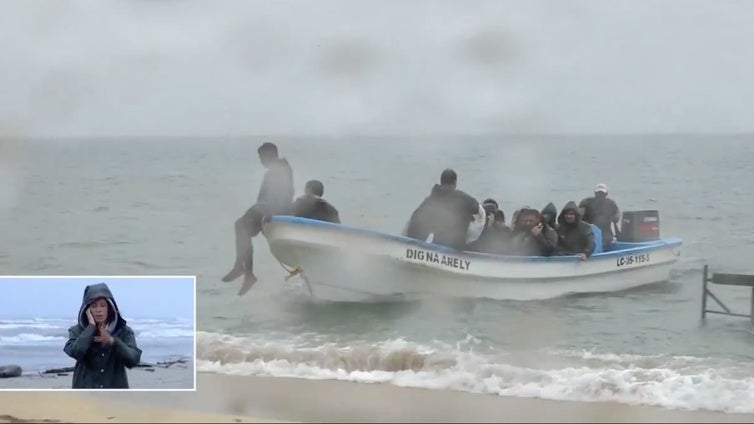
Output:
top-left (221, 142), bottom-right (621, 295)
top-left (402, 168), bottom-right (620, 259)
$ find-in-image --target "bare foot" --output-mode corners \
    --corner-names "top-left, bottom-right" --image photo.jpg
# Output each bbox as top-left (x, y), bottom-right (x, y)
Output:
top-left (238, 273), bottom-right (258, 296)
top-left (222, 264), bottom-right (244, 282)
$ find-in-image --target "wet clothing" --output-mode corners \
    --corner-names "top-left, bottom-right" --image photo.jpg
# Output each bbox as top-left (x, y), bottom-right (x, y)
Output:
top-left (406, 184), bottom-right (480, 250)
top-left (256, 158), bottom-right (295, 216)
top-left (509, 225), bottom-right (558, 256)
top-left (226, 157), bottom-right (295, 284)
top-left (578, 196), bottom-right (619, 248)
top-left (508, 209), bottom-right (559, 256)
top-left (63, 283), bottom-right (142, 389)
top-left (556, 201), bottom-right (596, 257)
top-left (466, 223), bottom-right (513, 255)
top-left (292, 194), bottom-right (340, 223)
top-left (541, 202), bottom-right (558, 228)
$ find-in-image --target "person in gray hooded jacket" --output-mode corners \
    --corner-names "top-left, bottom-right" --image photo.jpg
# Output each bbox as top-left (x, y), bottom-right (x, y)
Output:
top-left (63, 283), bottom-right (142, 389)
top-left (555, 201), bottom-right (596, 260)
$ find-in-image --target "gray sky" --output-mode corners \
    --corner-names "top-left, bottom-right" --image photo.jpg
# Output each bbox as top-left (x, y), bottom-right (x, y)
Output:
top-left (1, 0), bottom-right (753, 137)
top-left (0, 276), bottom-right (195, 320)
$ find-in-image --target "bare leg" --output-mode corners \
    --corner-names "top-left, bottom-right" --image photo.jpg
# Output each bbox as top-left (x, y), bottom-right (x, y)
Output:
top-left (222, 216), bottom-right (251, 282)
top-left (238, 217), bottom-right (262, 295)
top-left (222, 205), bottom-right (264, 283)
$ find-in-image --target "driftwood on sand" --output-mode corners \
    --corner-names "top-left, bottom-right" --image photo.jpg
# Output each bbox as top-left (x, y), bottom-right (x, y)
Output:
top-left (37, 357), bottom-right (191, 375)
top-left (41, 367), bottom-right (74, 375)
top-left (134, 358), bottom-right (190, 369)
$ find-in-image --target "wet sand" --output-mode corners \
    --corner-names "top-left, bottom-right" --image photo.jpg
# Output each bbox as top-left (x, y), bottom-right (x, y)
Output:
top-left (0, 365), bottom-right (194, 390)
top-left (67, 373), bottom-right (754, 423)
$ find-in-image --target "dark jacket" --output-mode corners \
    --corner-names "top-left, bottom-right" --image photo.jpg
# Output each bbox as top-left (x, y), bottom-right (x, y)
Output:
top-left (508, 209), bottom-right (559, 256)
top-left (578, 196), bottom-right (619, 247)
top-left (509, 225), bottom-right (559, 256)
top-left (541, 202), bottom-right (558, 228)
top-left (466, 222), bottom-right (513, 255)
top-left (63, 283), bottom-right (142, 389)
top-left (406, 184), bottom-right (480, 250)
top-left (257, 158), bottom-right (295, 215)
top-left (292, 194), bottom-right (340, 224)
top-left (556, 201), bottom-right (596, 257)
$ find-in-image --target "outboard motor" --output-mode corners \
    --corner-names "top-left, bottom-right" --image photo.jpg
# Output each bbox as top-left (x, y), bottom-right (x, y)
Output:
top-left (619, 210), bottom-right (660, 242)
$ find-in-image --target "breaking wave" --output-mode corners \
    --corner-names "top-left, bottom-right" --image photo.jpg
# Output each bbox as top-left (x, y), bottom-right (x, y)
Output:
top-left (196, 331), bottom-right (754, 414)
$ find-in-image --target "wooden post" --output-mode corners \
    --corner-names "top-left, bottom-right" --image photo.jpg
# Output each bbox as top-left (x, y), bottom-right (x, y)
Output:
top-left (751, 286), bottom-right (754, 325)
top-left (701, 264), bottom-right (708, 320)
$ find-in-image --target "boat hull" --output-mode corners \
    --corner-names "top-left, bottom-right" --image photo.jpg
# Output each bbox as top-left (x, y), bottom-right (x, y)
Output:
top-left (262, 216), bottom-right (683, 302)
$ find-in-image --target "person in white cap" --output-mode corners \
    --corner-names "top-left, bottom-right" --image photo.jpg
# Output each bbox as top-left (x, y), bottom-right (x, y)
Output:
top-left (578, 183), bottom-right (621, 249)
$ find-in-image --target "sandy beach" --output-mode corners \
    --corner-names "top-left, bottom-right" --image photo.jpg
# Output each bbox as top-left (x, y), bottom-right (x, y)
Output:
top-left (0, 390), bottom-right (288, 423)
top-left (0, 364), bottom-right (194, 390)
top-left (4, 372), bottom-right (753, 423)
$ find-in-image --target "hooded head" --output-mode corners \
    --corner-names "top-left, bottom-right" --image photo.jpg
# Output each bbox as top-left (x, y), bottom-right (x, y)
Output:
top-left (541, 202), bottom-right (558, 228)
top-left (78, 283), bottom-right (126, 334)
top-left (515, 208), bottom-right (541, 231)
top-left (481, 199), bottom-right (498, 219)
top-left (482, 199), bottom-right (506, 225)
top-left (558, 201), bottom-right (582, 226)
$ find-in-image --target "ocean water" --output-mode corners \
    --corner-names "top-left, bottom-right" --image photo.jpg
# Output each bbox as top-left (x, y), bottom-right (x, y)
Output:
top-left (2, 135), bottom-right (754, 412)
top-left (0, 316), bottom-right (194, 373)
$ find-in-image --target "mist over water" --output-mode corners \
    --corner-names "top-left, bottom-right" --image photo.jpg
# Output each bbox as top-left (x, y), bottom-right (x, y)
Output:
top-left (3, 136), bottom-right (754, 412)
top-left (2, 0), bottom-right (754, 415)
top-left (2, 1), bottom-right (754, 137)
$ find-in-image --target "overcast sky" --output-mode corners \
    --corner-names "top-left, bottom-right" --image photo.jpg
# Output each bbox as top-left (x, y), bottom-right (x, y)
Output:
top-left (0, 276), bottom-right (195, 320)
top-left (1, 0), bottom-right (753, 137)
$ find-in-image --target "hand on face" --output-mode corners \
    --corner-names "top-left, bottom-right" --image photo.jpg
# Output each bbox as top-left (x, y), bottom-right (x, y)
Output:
top-left (86, 308), bottom-right (96, 326)
top-left (88, 298), bottom-right (109, 325)
top-left (94, 324), bottom-right (114, 345)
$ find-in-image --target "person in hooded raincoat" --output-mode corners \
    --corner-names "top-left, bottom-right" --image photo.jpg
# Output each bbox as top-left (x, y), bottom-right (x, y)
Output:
top-left (63, 283), bottom-right (142, 389)
top-left (555, 201), bottom-right (596, 260)
top-left (508, 208), bottom-right (559, 256)
top-left (466, 199), bottom-right (513, 254)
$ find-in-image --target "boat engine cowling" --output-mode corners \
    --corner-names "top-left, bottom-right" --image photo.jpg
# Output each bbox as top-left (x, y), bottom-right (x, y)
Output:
top-left (619, 210), bottom-right (660, 242)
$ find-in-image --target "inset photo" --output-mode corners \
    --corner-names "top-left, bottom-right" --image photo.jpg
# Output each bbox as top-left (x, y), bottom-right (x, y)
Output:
top-left (0, 276), bottom-right (196, 391)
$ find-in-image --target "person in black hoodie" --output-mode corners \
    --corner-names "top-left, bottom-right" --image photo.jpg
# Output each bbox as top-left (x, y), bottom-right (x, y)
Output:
top-left (292, 180), bottom-right (340, 223)
top-left (541, 202), bottom-right (558, 229)
top-left (222, 142), bottom-right (295, 295)
top-left (63, 283), bottom-right (142, 389)
top-left (555, 201), bottom-right (596, 261)
top-left (467, 199), bottom-right (512, 254)
top-left (405, 169), bottom-right (482, 250)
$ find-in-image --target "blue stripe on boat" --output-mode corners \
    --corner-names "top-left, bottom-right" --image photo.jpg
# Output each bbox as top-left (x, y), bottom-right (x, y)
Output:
top-left (268, 215), bottom-right (683, 263)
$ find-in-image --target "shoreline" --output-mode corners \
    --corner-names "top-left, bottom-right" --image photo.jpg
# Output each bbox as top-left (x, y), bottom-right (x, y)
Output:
top-left (0, 391), bottom-right (289, 423)
top-left (0, 364), bottom-right (194, 390)
top-left (80, 372), bottom-right (754, 422)
top-left (2, 372), bottom-right (754, 422)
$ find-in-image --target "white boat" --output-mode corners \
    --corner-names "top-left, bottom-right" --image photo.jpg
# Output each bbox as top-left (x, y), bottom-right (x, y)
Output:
top-left (262, 215), bottom-right (683, 302)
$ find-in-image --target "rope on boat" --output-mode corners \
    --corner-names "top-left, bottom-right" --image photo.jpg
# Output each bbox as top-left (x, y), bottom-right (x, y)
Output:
top-left (273, 258), bottom-right (313, 295)
top-left (271, 257), bottom-right (384, 298)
